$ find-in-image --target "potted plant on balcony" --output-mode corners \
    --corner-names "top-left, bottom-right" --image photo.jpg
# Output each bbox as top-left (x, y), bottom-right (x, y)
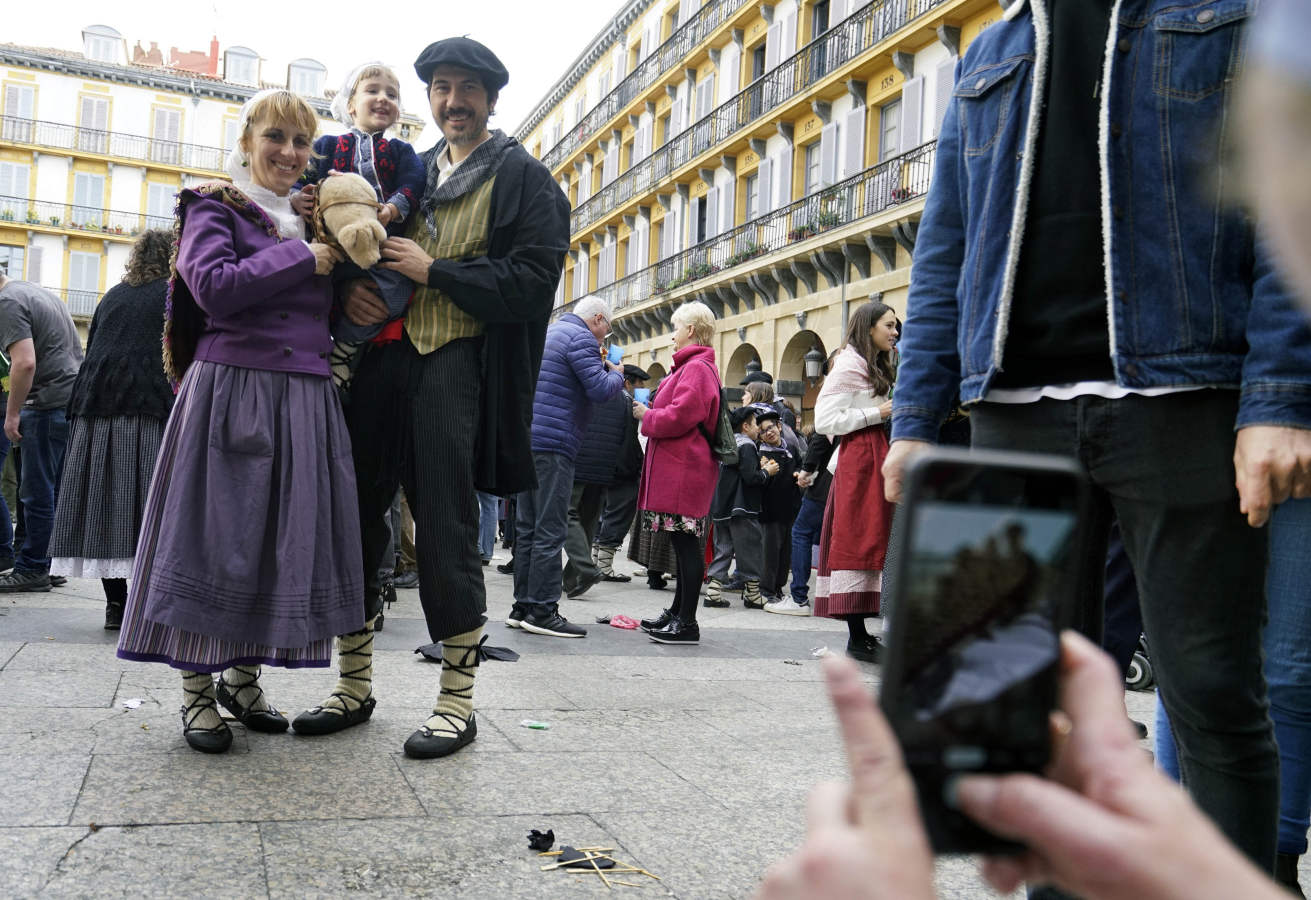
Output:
top-left (0, 209), bottom-right (13, 222)
top-left (48, 215), bottom-right (60, 226)
top-left (25, 210), bottom-right (38, 224)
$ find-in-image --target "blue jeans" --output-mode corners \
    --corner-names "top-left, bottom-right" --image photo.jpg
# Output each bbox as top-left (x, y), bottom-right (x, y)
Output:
top-left (512, 452), bottom-right (575, 608)
top-left (16, 407), bottom-right (69, 572)
top-left (789, 495), bottom-right (824, 604)
top-left (476, 491), bottom-right (498, 561)
top-left (1157, 497), bottom-right (1311, 856)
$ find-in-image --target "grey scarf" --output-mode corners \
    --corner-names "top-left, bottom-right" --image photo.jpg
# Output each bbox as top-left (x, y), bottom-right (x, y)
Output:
top-left (420, 129), bottom-right (516, 240)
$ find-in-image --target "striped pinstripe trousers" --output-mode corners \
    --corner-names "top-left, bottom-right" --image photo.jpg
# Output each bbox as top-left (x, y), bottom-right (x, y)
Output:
top-left (346, 334), bottom-right (487, 641)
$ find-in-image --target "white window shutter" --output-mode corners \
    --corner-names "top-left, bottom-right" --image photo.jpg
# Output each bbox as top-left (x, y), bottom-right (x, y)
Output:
top-left (705, 187), bottom-right (720, 237)
top-left (695, 78), bottom-right (714, 119)
top-left (720, 178), bottom-right (736, 234)
top-left (721, 51), bottom-right (739, 104)
top-left (26, 245), bottom-right (42, 283)
top-left (758, 157), bottom-right (774, 214)
top-left (781, 12), bottom-right (798, 61)
top-left (637, 224), bottom-right (649, 269)
top-left (843, 106), bottom-right (866, 178)
top-left (774, 146), bottom-right (793, 209)
top-left (765, 22), bottom-right (781, 70)
top-left (931, 57), bottom-right (957, 139)
top-left (819, 121), bottom-right (839, 187)
top-left (900, 77), bottom-right (924, 154)
top-left (670, 88), bottom-right (685, 136)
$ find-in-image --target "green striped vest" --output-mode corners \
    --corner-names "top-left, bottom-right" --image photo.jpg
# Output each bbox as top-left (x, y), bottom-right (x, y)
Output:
top-left (404, 176), bottom-right (495, 355)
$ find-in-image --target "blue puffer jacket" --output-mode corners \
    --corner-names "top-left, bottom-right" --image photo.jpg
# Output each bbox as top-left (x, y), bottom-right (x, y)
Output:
top-left (574, 389), bottom-right (630, 485)
top-left (530, 313), bottom-right (624, 459)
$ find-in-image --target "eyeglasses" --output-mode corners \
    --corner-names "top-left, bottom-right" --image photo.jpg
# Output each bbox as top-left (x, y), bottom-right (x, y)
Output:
top-left (758, 424), bottom-right (779, 433)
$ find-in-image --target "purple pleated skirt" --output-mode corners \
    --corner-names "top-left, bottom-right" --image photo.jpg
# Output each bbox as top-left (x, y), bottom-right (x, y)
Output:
top-left (117, 360), bottom-right (364, 672)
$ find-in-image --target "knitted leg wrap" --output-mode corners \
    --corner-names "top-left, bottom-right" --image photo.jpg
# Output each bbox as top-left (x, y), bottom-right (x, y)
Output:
top-left (330, 339), bottom-right (359, 389)
top-left (420, 626), bottom-right (484, 739)
top-left (181, 671), bottom-right (222, 730)
top-left (596, 545), bottom-right (615, 575)
top-left (316, 617), bottom-right (376, 718)
top-left (744, 580), bottom-right (764, 608)
top-left (704, 579), bottom-right (723, 604)
top-left (219, 664), bottom-right (271, 713)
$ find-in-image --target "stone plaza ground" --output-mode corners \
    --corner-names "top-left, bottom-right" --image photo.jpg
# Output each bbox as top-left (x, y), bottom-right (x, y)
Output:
top-left (2, 554), bottom-right (1161, 899)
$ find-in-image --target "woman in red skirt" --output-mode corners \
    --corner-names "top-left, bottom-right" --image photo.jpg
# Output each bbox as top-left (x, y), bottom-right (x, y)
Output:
top-left (813, 300), bottom-right (899, 662)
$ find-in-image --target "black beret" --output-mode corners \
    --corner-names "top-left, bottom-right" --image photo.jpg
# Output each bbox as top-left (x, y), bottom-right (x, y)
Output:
top-left (414, 37), bottom-right (509, 93)
top-left (729, 405), bottom-right (758, 430)
top-left (739, 370), bottom-right (774, 386)
top-left (623, 364), bottom-right (651, 381)
top-left (749, 403), bottom-right (780, 423)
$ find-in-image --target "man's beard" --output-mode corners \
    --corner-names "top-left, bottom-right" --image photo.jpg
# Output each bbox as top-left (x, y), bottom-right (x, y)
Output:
top-left (442, 108), bottom-right (489, 146)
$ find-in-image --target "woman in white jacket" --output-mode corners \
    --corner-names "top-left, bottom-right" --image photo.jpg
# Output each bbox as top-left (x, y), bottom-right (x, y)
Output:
top-left (812, 301), bottom-right (899, 662)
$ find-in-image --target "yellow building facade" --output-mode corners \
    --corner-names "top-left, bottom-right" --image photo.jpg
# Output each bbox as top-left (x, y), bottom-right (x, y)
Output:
top-left (519, 0), bottom-right (1001, 422)
top-left (0, 27), bottom-right (424, 327)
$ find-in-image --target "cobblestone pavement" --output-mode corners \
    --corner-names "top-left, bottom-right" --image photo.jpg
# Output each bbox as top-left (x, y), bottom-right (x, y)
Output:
top-left (2, 555), bottom-right (1167, 898)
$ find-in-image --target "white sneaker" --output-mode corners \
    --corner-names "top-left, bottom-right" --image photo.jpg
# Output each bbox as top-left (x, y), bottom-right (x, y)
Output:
top-left (764, 597), bottom-right (812, 616)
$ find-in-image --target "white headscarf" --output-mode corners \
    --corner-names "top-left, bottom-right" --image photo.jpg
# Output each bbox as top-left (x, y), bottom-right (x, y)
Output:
top-left (224, 88), bottom-right (308, 240)
top-left (329, 61), bottom-right (396, 128)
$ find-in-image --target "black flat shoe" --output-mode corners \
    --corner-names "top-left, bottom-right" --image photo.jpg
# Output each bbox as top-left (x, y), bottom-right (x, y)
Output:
top-left (640, 608), bottom-right (674, 632)
top-left (215, 681), bottom-right (289, 733)
top-left (847, 636), bottom-right (884, 664)
top-left (403, 712), bottom-right (477, 759)
top-left (291, 695), bottom-right (377, 735)
top-left (104, 601), bottom-right (124, 630)
top-left (702, 596), bottom-right (730, 608)
top-left (601, 573), bottom-right (632, 582)
top-left (181, 707), bottom-right (233, 754)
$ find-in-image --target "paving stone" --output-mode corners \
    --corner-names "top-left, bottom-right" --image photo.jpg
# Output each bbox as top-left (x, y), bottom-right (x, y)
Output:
top-left (0, 753), bottom-right (91, 825)
top-left (482, 707), bottom-right (744, 752)
top-left (36, 822), bottom-right (267, 899)
top-left (0, 669), bottom-right (120, 708)
top-left (550, 674), bottom-right (767, 711)
top-left (3, 641), bottom-right (123, 671)
top-left (0, 826), bottom-right (86, 896)
top-left (0, 641), bottom-right (22, 668)
top-left (400, 750), bottom-right (712, 816)
top-left (72, 749), bottom-right (424, 826)
top-left (260, 814), bottom-right (668, 899)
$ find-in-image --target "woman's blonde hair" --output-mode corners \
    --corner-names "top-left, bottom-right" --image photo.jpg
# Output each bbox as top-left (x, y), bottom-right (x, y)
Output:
top-left (671, 301), bottom-right (715, 345)
top-left (239, 90), bottom-right (319, 153)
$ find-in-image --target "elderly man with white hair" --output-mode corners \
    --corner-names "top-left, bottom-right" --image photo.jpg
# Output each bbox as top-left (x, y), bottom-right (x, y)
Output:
top-left (508, 295), bottom-right (625, 638)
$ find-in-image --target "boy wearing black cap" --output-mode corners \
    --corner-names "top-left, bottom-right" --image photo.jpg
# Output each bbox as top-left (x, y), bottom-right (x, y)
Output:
top-left (704, 405), bottom-right (773, 609)
top-left (315, 37), bottom-right (569, 762)
top-left (754, 406), bottom-right (801, 605)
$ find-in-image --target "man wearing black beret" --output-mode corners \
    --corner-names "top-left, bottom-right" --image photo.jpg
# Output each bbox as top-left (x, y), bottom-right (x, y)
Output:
top-left (294, 37), bottom-right (570, 760)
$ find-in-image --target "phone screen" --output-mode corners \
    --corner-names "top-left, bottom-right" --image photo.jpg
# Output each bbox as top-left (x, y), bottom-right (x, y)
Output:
top-left (880, 452), bottom-right (1087, 853)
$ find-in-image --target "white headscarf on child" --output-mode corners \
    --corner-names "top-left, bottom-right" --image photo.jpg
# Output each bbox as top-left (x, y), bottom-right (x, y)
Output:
top-left (330, 61), bottom-right (393, 127)
top-left (224, 88), bottom-right (308, 240)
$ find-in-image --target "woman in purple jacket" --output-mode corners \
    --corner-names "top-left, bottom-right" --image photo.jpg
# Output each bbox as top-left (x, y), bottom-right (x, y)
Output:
top-left (632, 301), bottom-right (722, 645)
top-left (116, 90), bottom-right (364, 754)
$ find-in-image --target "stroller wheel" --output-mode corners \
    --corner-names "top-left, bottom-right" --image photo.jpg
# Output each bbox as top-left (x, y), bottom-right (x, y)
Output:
top-left (1126, 651), bottom-right (1154, 691)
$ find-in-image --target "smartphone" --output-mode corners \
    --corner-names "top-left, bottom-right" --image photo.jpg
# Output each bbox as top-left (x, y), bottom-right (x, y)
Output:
top-left (632, 387), bottom-right (651, 406)
top-left (608, 344), bottom-right (625, 365)
top-left (879, 447), bottom-right (1092, 855)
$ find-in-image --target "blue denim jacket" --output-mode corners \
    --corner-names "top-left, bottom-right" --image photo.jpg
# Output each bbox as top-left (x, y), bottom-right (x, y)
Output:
top-left (892, 0), bottom-right (1311, 442)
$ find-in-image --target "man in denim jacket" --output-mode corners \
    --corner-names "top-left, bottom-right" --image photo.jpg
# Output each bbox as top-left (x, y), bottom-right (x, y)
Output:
top-left (884, 0), bottom-right (1311, 872)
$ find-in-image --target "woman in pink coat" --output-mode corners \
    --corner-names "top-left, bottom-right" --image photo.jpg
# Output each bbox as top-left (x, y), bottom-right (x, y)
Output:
top-left (631, 301), bottom-right (722, 645)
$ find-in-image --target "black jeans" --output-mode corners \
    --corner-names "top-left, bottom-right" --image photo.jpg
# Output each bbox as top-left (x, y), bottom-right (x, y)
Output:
top-left (971, 391), bottom-right (1276, 870)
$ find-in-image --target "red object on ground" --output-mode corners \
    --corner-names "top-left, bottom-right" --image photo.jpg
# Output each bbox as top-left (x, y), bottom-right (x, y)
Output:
top-left (608, 614), bottom-right (639, 630)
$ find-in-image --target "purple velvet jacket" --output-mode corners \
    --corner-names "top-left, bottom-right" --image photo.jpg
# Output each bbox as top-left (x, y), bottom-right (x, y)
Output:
top-left (174, 191), bottom-right (334, 378)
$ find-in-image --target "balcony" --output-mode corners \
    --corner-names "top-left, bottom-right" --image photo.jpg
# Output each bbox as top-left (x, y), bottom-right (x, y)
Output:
top-left (563, 140), bottom-right (935, 325)
top-left (35, 285), bottom-right (103, 318)
top-left (570, 0), bottom-right (946, 238)
top-left (538, 0), bottom-right (755, 172)
top-left (0, 194), bottom-right (168, 240)
top-left (0, 115), bottom-right (227, 173)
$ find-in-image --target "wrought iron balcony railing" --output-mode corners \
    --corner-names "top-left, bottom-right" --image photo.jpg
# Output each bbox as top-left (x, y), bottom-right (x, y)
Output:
top-left (0, 194), bottom-right (170, 237)
top-left (32, 285), bottom-right (103, 318)
top-left (0, 115), bottom-right (227, 172)
top-left (560, 140), bottom-right (934, 320)
top-left (569, 0), bottom-right (943, 238)
top-left (538, 0), bottom-right (755, 171)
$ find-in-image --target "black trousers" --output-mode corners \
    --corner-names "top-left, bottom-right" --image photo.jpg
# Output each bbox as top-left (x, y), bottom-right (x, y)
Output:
top-left (971, 391), bottom-right (1276, 870)
top-left (346, 335), bottom-right (487, 641)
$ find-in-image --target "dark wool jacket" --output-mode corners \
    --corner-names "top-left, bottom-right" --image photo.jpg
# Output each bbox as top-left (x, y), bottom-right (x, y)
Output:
top-left (574, 388), bottom-right (630, 485)
top-left (711, 433), bottom-right (767, 521)
top-left (613, 391), bottom-right (643, 483)
top-left (420, 140), bottom-right (571, 496)
top-left (301, 132), bottom-right (425, 226)
top-left (799, 430), bottom-right (835, 504)
top-left (66, 278), bottom-right (174, 421)
top-left (758, 439), bottom-right (801, 523)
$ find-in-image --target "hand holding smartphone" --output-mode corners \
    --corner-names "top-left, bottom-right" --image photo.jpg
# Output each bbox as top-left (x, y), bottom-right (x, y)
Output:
top-left (878, 448), bottom-right (1092, 854)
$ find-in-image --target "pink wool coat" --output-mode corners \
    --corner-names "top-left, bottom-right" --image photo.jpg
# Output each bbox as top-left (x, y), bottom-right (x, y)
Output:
top-left (637, 343), bottom-right (722, 519)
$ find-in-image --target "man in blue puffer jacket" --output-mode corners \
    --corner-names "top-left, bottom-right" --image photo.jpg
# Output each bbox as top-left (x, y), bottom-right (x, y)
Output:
top-left (510, 295), bottom-right (624, 638)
